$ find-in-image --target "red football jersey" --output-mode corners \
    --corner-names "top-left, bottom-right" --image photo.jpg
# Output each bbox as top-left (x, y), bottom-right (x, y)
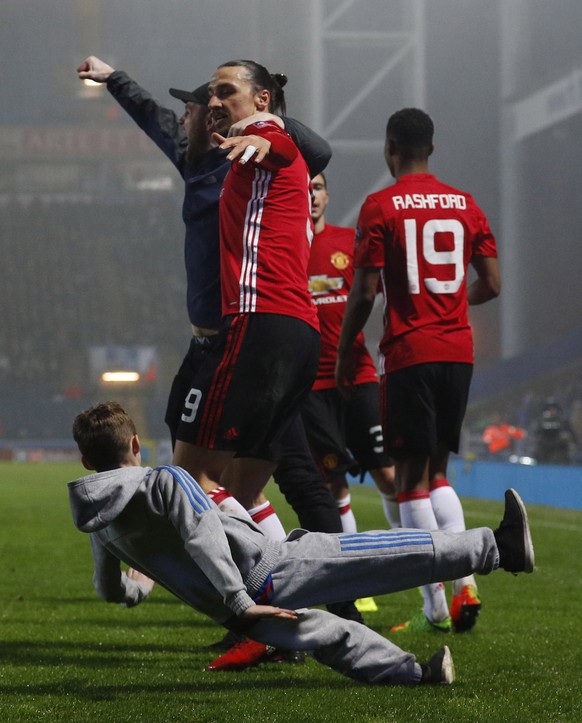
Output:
top-left (354, 173), bottom-right (497, 372)
top-left (308, 224), bottom-right (378, 390)
top-left (219, 120), bottom-right (319, 331)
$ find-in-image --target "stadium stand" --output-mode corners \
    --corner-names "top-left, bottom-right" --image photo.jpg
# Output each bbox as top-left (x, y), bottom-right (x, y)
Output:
top-left (0, 196), bottom-right (186, 438)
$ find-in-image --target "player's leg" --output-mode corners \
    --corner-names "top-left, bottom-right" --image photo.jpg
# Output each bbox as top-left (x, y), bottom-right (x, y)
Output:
top-left (165, 336), bottom-right (250, 518)
top-left (392, 457), bottom-right (453, 633)
top-left (346, 382), bottom-right (400, 529)
top-left (164, 335), bottom-right (218, 449)
top-left (327, 473), bottom-right (358, 533)
top-left (380, 367), bottom-right (451, 632)
top-left (172, 322), bottom-right (237, 494)
top-left (225, 456), bottom-right (283, 538)
top-left (301, 388), bottom-right (360, 532)
top-left (429, 450), bottom-right (481, 631)
top-left (173, 441), bottom-right (234, 493)
top-left (172, 440), bottom-right (256, 518)
top-left (430, 362), bottom-right (481, 631)
top-left (272, 414), bottom-right (342, 533)
top-left (164, 349), bottom-right (193, 451)
top-left (219, 316), bottom-right (321, 540)
top-left (369, 466), bottom-right (400, 528)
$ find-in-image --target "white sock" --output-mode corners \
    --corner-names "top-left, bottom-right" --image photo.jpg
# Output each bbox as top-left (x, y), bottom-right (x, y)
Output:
top-left (422, 581), bottom-right (450, 623)
top-left (378, 491), bottom-right (401, 528)
top-left (207, 487), bottom-right (252, 519)
top-left (399, 495), bottom-right (438, 531)
top-left (337, 494), bottom-right (358, 533)
top-left (248, 500), bottom-right (286, 541)
top-left (430, 481), bottom-right (466, 532)
top-left (399, 494), bottom-right (449, 622)
top-left (430, 481), bottom-right (478, 595)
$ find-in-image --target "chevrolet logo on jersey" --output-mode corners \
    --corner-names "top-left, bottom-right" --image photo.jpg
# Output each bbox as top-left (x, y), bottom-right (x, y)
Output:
top-left (308, 275), bottom-right (345, 295)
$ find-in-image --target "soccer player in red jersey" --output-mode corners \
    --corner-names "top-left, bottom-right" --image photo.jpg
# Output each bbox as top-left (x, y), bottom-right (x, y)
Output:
top-left (173, 60), bottom-right (320, 539)
top-left (336, 108), bottom-right (501, 634)
top-left (303, 173), bottom-right (399, 534)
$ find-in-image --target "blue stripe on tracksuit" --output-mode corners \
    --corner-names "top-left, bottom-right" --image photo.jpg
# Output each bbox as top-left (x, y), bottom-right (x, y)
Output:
top-left (156, 465), bottom-right (212, 514)
top-left (339, 530), bottom-right (432, 552)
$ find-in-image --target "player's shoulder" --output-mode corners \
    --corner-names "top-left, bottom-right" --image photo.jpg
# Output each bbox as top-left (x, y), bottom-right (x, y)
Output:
top-left (366, 185), bottom-right (396, 203)
top-left (432, 176), bottom-right (475, 200)
top-left (419, 174), bottom-right (484, 207)
top-left (360, 183), bottom-right (401, 214)
top-left (314, 224), bottom-right (355, 253)
top-left (320, 224), bottom-right (355, 240)
top-left (247, 119), bottom-right (287, 133)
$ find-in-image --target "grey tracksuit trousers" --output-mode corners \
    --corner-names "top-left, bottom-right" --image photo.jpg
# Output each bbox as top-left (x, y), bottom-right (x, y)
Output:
top-left (248, 526), bottom-right (498, 684)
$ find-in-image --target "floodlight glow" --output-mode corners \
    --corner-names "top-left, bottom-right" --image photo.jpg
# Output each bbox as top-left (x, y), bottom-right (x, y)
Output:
top-left (83, 78), bottom-right (102, 87)
top-left (101, 371), bottom-right (140, 383)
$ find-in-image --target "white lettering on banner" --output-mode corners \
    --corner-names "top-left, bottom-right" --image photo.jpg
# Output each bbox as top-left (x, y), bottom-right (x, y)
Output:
top-left (392, 193), bottom-right (467, 211)
top-left (0, 127), bottom-right (155, 158)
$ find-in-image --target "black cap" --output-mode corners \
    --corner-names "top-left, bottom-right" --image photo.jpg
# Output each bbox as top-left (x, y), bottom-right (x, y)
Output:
top-left (169, 82), bottom-right (210, 105)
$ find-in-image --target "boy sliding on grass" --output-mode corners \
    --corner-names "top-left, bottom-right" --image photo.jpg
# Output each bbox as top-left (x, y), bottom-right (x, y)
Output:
top-left (68, 402), bottom-right (534, 685)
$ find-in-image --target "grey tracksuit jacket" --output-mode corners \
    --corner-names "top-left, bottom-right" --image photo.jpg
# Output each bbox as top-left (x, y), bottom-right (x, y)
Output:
top-left (68, 465), bottom-right (279, 623)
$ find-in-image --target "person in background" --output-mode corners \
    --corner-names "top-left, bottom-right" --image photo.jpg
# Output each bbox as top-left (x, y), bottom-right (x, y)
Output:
top-left (534, 399), bottom-right (576, 464)
top-left (304, 173), bottom-right (399, 534)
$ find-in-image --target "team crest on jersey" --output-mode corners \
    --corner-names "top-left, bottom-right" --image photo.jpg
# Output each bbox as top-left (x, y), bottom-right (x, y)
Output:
top-left (323, 453), bottom-right (339, 470)
top-left (330, 251), bottom-right (350, 270)
top-left (308, 275), bottom-right (345, 295)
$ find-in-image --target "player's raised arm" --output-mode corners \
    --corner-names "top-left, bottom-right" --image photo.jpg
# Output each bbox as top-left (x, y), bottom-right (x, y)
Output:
top-left (213, 121), bottom-right (297, 169)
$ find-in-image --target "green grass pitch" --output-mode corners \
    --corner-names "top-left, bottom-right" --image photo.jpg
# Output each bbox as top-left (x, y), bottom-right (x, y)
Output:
top-left (1, 460), bottom-right (581, 722)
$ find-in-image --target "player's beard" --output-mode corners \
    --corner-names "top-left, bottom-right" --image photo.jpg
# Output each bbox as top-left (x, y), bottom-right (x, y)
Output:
top-left (207, 111), bottom-right (230, 138)
top-left (186, 124), bottom-right (211, 165)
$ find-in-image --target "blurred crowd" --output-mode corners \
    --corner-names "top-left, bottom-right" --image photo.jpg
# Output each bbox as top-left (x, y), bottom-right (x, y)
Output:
top-left (464, 370), bottom-right (582, 465)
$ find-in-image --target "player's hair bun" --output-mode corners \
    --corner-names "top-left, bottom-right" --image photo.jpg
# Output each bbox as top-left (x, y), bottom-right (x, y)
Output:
top-left (271, 73), bottom-right (288, 89)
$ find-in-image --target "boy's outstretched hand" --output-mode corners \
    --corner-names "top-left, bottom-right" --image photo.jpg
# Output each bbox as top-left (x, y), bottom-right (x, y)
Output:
top-left (127, 567), bottom-right (155, 594)
top-left (241, 604), bottom-right (298, 621)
